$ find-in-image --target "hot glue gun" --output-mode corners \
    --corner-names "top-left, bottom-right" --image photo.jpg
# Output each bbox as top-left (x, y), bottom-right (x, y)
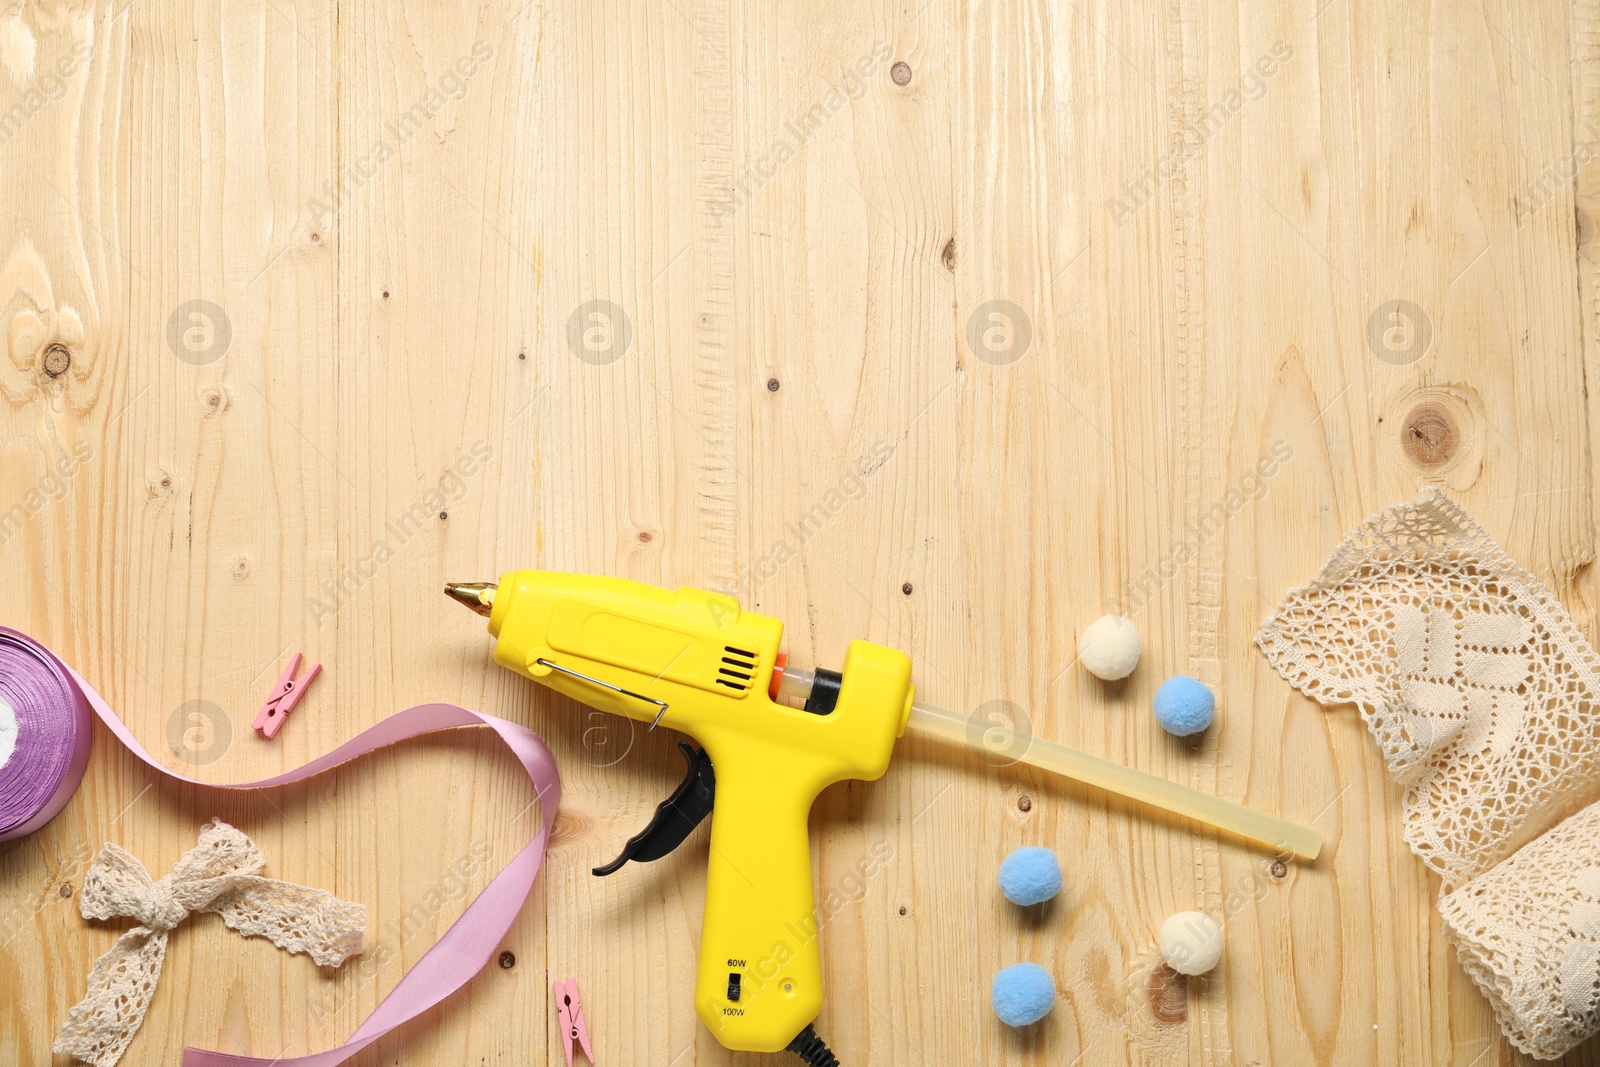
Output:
top-left (446, 571), bottom-right (1320, 1062)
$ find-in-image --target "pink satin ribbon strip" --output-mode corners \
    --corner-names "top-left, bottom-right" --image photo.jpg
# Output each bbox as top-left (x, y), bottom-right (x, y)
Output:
top-left (19, 633), bottom-right (559, 1066)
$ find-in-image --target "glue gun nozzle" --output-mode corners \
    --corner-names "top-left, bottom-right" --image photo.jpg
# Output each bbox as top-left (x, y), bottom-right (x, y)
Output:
top-left (445, 582), bottom-right (497, 617)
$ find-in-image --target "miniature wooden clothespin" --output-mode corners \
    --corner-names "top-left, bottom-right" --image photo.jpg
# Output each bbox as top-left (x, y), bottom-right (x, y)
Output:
top-left (554, 977), bottom-right (595, 1067)
top-left (252, 653), bottom-right (321, 739)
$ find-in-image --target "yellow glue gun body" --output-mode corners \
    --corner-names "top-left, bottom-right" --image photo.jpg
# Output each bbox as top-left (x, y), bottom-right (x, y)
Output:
top-left (477, 569), bottom-right (914, 1052)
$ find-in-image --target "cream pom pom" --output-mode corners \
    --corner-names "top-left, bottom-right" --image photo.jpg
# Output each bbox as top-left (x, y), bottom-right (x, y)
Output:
top-left (1159, 911), bottom-right (1223, 975)
top-left (1077, 614), bottom-right (1142, 680)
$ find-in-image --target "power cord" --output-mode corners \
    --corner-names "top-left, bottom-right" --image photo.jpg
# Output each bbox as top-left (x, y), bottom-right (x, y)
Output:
top-left (786, 1023), bottom-right (840, 1066)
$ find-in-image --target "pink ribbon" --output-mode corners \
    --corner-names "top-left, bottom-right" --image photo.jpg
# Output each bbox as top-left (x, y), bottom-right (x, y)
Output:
top-left (3, 629), bottom-right (560, 1066)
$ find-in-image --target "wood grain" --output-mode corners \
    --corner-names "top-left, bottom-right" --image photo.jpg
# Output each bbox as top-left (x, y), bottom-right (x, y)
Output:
top-left (0, 0), bottom-right (1596, 1063)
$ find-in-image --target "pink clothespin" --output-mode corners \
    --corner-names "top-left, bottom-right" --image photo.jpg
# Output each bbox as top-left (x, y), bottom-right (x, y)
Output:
top-left (252, 653), bottom-right (322, 739)
top-left (554, 978), bottom-right (594, 1067)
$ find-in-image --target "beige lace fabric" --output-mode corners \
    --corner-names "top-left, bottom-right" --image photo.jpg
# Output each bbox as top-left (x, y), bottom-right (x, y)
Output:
top-left (54, 818), bottom-right (365, 1067)
top-left (1256, 488), bottom-right (1600, 1059)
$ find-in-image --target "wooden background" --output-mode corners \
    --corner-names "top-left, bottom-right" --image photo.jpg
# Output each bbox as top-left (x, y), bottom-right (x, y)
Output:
top-left (0, 0), bottom-right (1594, 1063)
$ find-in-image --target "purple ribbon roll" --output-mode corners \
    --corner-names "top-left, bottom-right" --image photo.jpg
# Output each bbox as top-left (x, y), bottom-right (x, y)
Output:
top-left (0, 627), bottom-right (93, 841)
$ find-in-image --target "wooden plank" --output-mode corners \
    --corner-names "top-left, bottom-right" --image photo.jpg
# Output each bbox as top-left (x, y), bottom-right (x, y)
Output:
top-left (1, 0), bottom-right (1596, 1064)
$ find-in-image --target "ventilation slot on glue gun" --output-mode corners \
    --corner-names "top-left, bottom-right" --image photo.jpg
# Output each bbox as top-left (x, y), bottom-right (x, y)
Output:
top-left (717, 645), bottom-right (758, 691)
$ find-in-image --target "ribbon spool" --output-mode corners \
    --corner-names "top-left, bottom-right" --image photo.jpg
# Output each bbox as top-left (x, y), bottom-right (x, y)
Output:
top-left (0, 625), bottom-right (560, 1067)
top-left (0, 627), bottom-right (93, 841)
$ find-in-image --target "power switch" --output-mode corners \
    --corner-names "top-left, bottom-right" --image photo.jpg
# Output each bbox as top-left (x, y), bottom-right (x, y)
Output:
top-left (727, 972), bottom-right (742, 1001)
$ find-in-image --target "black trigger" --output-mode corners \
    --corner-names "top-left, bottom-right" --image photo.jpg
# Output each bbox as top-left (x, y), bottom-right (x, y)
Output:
top-left (592, 741), bottom-right (716, 876)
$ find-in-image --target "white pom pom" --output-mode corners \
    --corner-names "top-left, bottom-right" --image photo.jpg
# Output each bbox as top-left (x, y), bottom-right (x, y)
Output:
top-left (1160, 911), bottom-right (1223, 975)
top-left (1077, 615), bottom-right (1142, 680)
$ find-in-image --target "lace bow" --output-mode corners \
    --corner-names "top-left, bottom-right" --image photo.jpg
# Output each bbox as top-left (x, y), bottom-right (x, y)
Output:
top-left (54, 818), bottom-right (365, 1067)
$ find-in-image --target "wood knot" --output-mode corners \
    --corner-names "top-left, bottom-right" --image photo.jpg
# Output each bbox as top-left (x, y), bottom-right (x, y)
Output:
top-left (890, 61), bottom-right (912, 86)
top-left (1016, 795), bottom-right (1031, 812)
top-left (1384, 384), bottom-right (1484, 489)
top-left (941, 238), bottom-right (956, 272)
top-left (1401, 403), bottom-right (1457, 467)
top-left (498, 950), bottom-right (516, 969)
top-left (42, 344), bottom-right (71, 378)
top-left (1270, 857), bottom-right (1288, 880)
top-left (548, 809), bottom-right (591, 848)
top-left (1147, 963), bottom-right (1187, 1023)
top-left (198, 385), bottom-right (230, 416)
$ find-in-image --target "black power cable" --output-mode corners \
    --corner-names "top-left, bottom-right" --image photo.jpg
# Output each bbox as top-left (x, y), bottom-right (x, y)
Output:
top-left (786, 1024), bottom-right (840, 1066)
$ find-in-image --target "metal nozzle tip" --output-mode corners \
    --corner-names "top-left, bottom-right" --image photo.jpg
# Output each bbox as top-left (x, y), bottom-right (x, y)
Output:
top-left (445, 582), bottom-right (497, 617)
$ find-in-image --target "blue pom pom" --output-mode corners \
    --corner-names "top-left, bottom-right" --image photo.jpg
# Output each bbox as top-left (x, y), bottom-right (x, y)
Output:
top-left (998, 846), bottom-right (1062, 906)
top-left (991, 962), bottom-right (1056, 1026)
top-left (1153, 675), bottom-right (1216, 736)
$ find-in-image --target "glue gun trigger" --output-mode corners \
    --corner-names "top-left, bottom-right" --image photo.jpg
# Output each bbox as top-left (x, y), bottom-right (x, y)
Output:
top-left (592, 741), bottom-right (717, 877)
